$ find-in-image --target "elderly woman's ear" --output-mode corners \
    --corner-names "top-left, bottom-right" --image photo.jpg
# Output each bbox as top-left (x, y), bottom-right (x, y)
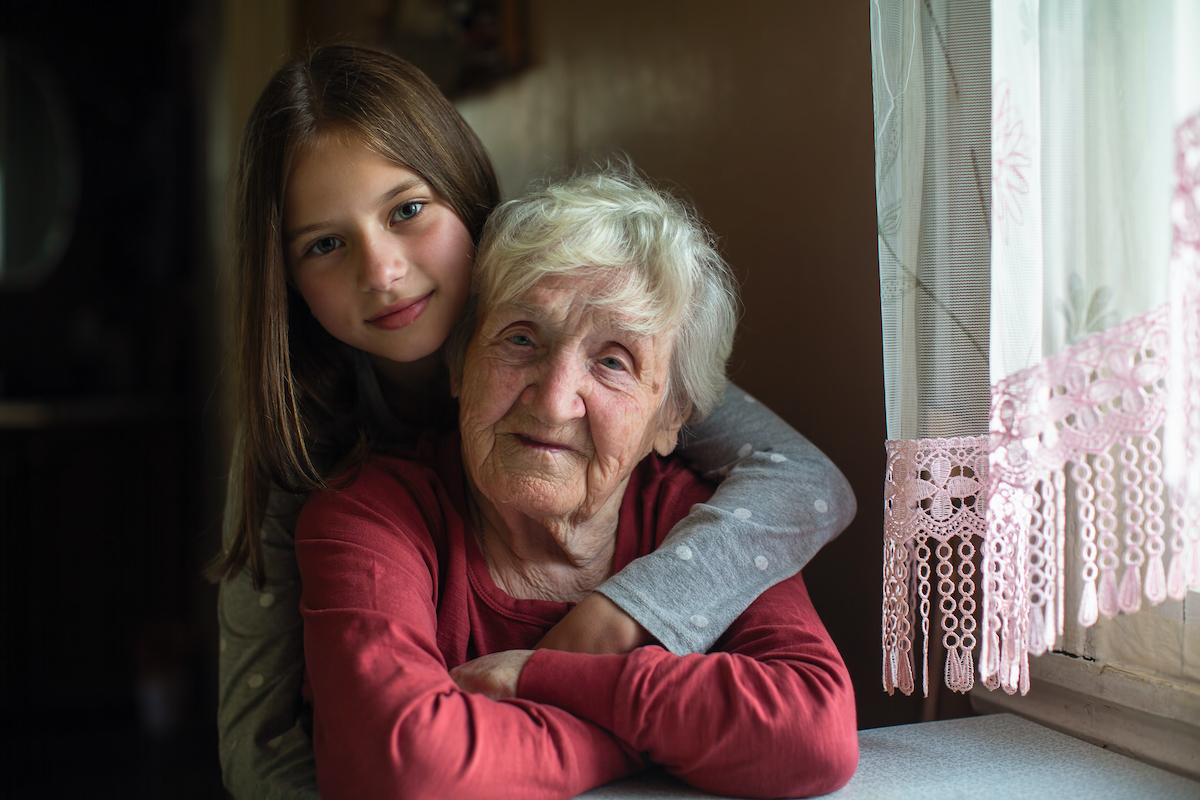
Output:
top-left (652, 401), bottom-right (691, 457)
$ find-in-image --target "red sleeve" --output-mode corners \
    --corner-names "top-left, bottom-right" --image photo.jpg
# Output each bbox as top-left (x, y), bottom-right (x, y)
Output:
top-left (517, 570), bottom-right (859, 799)
top-left (295, 460), bottom-right (643, 800)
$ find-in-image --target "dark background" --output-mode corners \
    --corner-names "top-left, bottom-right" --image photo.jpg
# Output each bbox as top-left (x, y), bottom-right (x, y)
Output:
top-left (0, 2), bottom-right (226, 797)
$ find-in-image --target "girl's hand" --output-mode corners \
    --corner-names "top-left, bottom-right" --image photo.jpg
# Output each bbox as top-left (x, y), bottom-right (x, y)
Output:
top-left (449, 650), bottom-right (534, 700)
top-left (535, 592), bottom-right (653, 655)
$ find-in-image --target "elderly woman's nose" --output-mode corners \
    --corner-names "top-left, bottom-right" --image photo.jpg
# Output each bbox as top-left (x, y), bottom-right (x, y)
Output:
top-left (522, 356), bottom-right (587, 423)
top-left (357, 234), bottom-right (407, 292)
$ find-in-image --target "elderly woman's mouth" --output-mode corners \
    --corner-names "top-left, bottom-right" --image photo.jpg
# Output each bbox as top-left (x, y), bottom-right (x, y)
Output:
top-left (511, 432), bottom-right (574, 453)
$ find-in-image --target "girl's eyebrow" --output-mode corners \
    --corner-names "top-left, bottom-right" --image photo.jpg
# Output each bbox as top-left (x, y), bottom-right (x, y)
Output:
top-left (285, 177), bottom-right (429, 244)
top-left (374, 176), bottom-right (427, 207)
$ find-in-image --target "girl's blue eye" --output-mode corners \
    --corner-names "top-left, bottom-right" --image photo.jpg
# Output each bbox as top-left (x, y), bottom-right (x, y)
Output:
top-left (309, 236), bottom-right (341, 256)
top-left (393, 201), bottom-right (425, 222)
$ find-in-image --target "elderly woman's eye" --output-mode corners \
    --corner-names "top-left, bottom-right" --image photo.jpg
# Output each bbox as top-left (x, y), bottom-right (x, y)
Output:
top-left (507, 333), bottom-right (534, 347)
top-left (392, 200), bottom-right (425, 222)
top-left (598, 356), bottom-right (626, 371)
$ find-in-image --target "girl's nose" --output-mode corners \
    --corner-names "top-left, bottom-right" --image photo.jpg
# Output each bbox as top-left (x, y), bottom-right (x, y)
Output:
top-left (357, 233), bottom-right (406, 292)
top-left (522, 354), bottom-right (586, 425)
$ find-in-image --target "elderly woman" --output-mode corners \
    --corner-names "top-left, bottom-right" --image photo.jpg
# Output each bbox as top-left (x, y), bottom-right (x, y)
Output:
top-left (294, 167), bottom-right (858, 800)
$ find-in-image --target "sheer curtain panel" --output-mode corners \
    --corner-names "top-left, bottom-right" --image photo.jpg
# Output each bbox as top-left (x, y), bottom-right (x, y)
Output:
top-left (873, 0), bottom-right (1200, 698)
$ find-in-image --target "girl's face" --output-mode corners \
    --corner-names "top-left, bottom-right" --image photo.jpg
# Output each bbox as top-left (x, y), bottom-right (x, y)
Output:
top-left (283, 135), bottom-right (474, 365)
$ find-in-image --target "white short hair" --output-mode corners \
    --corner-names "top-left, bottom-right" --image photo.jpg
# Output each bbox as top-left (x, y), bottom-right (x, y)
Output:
top-left (450, 162), bottom-right (739, 423)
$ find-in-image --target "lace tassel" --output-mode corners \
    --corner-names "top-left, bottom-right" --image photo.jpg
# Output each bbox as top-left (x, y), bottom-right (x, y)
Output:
top-left (1145, 555), bottom-right (1167, 604)
top-left (1167, 549), bottom-right (1188, 599)
top-left (1027, 604), bottom-right (1046, 656)
top-left (1117, 564), bottom-right (1143, 614)
top-left (885, 641), bottom-right (897, 692)
top-left (945, 647), bottom-right (974, 693)
top-left (898, 645), bottom-right (914, 695)
top-left (881, 536), bottom-right (915, 695)
top-left (1098, 568), bottom-right (1121, 619)
top-left (920, 600), bottom-right (930, 699)
top-left (999, 620), bottom-right (1021, 695)
top-left (883, 639), bottom-right (916, 696)
top-left (1079, 577), bottom-right (1099, 626)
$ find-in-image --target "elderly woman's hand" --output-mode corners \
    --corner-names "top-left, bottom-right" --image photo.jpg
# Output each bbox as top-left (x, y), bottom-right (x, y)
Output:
top-left (449, 650), bottom-right (535, 700)
top-left (536, 592), bottom-right (654, 655)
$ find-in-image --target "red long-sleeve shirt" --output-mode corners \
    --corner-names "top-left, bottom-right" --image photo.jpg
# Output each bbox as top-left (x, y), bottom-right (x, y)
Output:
top-left (295, 434), bottom-right (857, 800)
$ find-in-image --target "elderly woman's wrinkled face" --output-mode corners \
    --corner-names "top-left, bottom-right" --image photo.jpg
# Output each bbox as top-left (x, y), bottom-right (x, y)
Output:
top-left (458, 272), bottom-right (685, 526)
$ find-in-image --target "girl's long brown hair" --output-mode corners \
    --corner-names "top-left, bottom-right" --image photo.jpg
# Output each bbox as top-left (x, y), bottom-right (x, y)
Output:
top-left (209, 44), bottom-right (500, 587)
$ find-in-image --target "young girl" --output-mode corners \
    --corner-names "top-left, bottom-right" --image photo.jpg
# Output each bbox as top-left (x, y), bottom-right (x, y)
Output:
top-left (213, 43), bottom-right (856, 800)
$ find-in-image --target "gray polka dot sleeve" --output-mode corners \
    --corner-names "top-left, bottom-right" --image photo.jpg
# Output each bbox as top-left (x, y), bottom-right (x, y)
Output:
top-left (596, 382), bottom-right (857, 654)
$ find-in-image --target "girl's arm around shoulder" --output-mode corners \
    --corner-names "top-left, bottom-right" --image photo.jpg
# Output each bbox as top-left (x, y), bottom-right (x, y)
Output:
top-left (598, 382), bottom-right (857, 654)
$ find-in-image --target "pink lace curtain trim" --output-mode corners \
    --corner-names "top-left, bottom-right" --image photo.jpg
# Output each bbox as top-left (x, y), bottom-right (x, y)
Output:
top-left (883, 112), bottom-right (1200, 698)
top-left (883, 437), bottom-right (989, 696)
top-left (984, 302), bottom-right (1200, 694)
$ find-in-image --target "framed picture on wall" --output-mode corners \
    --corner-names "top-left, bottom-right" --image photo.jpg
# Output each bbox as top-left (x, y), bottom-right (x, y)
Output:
top-left (294, 0), bottom-right (529, 97)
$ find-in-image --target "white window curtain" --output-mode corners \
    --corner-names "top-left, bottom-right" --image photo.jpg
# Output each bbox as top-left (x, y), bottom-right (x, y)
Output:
top-left (873, 0), bottom-right (1200, 698)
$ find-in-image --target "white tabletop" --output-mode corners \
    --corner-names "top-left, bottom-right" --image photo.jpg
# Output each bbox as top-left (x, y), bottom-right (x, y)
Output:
top-left (574, 713), bottom-right (1200, 799)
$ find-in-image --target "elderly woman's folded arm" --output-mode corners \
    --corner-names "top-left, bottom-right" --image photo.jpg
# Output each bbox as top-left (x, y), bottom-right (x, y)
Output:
top-left (299, 459), bottom-right (857, 800)
top-left (521, 564), bottom-right (859, 799)
top-left (296, 481), bottom-right (644, 800)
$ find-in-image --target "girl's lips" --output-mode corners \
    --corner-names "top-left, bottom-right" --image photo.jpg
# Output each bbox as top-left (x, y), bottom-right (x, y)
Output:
top-left (368, 293), bottom-right (432, 330)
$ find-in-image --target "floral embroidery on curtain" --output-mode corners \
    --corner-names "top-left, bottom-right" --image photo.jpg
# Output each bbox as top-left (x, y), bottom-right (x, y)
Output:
top-left (873, 0), bottom-right (1200, 698)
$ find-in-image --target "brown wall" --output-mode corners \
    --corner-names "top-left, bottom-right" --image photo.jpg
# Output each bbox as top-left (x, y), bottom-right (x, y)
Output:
top-left (459, 1), bottom-right (920, 728)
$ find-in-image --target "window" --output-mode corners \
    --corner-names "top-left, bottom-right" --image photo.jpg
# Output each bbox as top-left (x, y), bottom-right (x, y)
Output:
top-left (872, 0), bottom-right (1200, 776)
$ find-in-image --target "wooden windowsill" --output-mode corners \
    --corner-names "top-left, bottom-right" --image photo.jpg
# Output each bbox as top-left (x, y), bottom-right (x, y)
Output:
top-left (971, 651), bottom-right (1200, 780)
